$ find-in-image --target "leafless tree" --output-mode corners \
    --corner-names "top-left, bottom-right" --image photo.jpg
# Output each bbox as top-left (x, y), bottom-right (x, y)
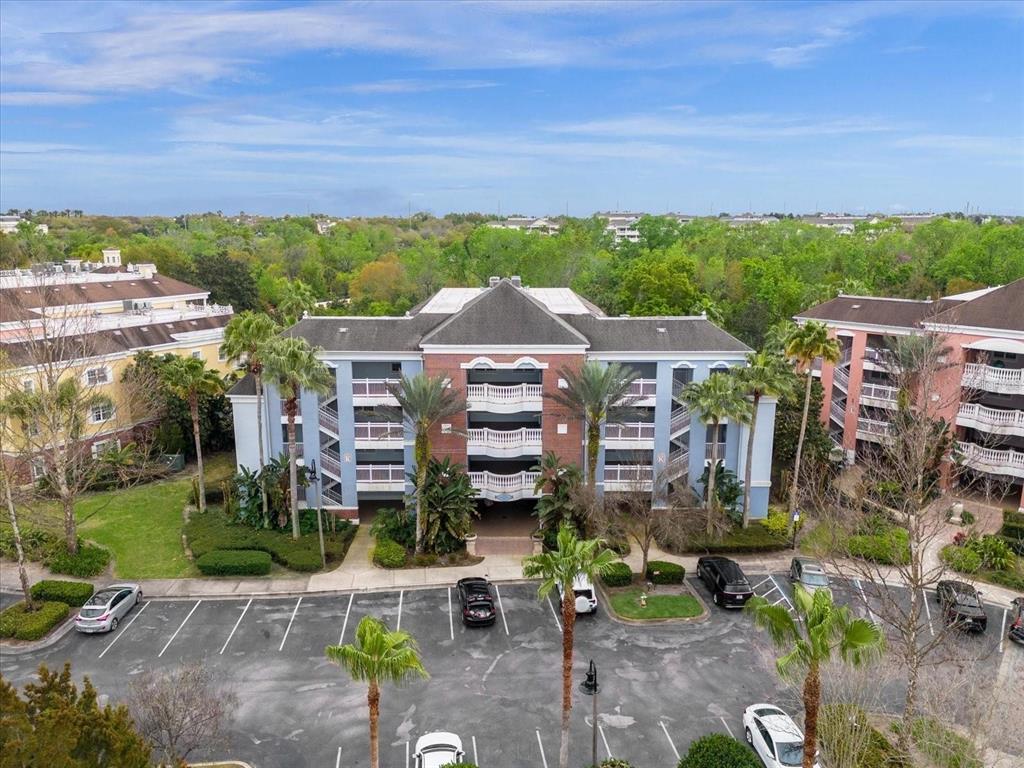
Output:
top-left (0, 395), bottom-right (33, 608)
top-left (128, 662), bottom-right (238, 766)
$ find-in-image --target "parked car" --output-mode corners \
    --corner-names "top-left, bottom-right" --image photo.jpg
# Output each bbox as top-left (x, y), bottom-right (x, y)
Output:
top-left (743, 703), bottom-right (818, 768)
top-left (74, 583), bottom-right (142, 633)
top-left (697, 556), bottom-right (753, 608)
top-left (413, 732), bottom-right (465, 768)
top-left (936, 580), bottom-right (987, 633)
top-left (789, 557), bottom-right (830, 594)
top-left (456, 577), bottom-right (496, 627)
top-left (557, 573), bottom-right (598, 614)
top-left (1008, 597), bottom-right (1024, 646)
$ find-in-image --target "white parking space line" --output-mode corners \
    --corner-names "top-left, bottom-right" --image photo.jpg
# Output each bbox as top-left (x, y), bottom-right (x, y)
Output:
top-left (660, 721), bottom-right (680, 761)
top-left (447, 587), bottom-right (454, 640)
top-left (599, 724), bottom-right (613, 758)
top-left (335, 746), bottom-right (342, 768)
top-left (921, 590), bottom-right (934, 637)
top-left (219, 598), bottom-right (252, 655)
top-left (158, 600), bottom-right (201, 658)
top-left (339, 593), bottom-right (353, 644)
top-left (535, 729), bottom-right (549, 768)
top-left (750, 576), bottom-right (772, 592)
top-left (720, 716), bottom-right (734, 738)
top-left (1000, 609), bottom-right (1007, 653)
top-left (494, 584), bottom-right (510, 636)
top-left (547, 595), bottom-right (563, 633)
top-left (98, 600), bottom-right (148, 659)
top-left (278, 597), bottom-right (302, 652)
top-left (396, 590), bottom-right (404, 631)
top-left (472, 735), bottom-right (478, 764)
top-left (768, 575), bottom-right (794, 612)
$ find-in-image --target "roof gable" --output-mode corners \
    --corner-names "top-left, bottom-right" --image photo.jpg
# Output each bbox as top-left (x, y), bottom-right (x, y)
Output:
top-left (929, 278), bottom-right (1024, 332)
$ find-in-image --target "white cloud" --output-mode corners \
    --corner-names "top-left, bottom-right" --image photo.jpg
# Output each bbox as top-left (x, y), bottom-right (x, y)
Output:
top-left (893, 133), bottom-right (1024, 157)
top-left (0, 91), bottom-right (96, 106)
top-left (340, 79), bottom-right (497, 95)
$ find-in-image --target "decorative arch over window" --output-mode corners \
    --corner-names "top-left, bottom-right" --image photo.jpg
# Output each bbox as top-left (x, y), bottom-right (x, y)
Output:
top-left (460, 356), bottom-right (548, 370)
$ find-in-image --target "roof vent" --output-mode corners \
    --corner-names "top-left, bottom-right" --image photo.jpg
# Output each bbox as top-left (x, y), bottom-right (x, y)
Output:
top-left (510, 275), bottom-right (522, 287)
top-left (619, 313), bottom-right (629, 318)
top-left (338, 327), bottom-right (348, 333)
top-left (657, 327), bottom-right (667, 333)
top-left (488, 276), bottom-right (500, 288)
top-left (851, 304), bottom-right (861, 309)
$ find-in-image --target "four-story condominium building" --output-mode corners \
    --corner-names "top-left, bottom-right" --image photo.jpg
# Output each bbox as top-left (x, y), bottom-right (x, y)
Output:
top-left (796, 278), bottom-right (1024, 512)
top-left (227, 277), bottom-right (777, 523)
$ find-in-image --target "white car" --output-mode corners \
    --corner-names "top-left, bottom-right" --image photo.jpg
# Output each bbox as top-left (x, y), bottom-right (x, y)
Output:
top-left (74, 583), bottom-right (142, 633)
top-left (742, 704), bottom-right (817, 768)
top-left (413, 732), bottom-right (465, 768)
top-left (557, 573), bottom-right (598, 614)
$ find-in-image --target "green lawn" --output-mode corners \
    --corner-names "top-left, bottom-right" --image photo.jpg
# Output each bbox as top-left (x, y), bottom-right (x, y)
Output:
top-left (607, 586), bottom-right (702, 620)
top-left (20, 452), bottom-right (236, 580)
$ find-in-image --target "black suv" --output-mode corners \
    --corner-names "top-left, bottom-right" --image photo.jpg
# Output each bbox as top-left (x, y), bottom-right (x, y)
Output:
top-left (697, 556), bottom-right (754, 608)
top-left (936, 580), bottom-right (987, 633)
top-left (456, 577), bottom-right (496, 627)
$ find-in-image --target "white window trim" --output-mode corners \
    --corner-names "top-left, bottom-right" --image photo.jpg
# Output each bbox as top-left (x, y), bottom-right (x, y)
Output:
top-left (190, 349), bottom-right (203, 360)
top-left (30, 461), bottom-right (46, 481)
top-left (90, 402), bottom-right (114, 424)
top-left (83, 365), bottom-right (112, 386)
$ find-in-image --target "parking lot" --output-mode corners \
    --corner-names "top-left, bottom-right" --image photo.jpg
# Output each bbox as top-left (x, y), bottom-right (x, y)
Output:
top-left (0, 569), bottom-right (1016, 768)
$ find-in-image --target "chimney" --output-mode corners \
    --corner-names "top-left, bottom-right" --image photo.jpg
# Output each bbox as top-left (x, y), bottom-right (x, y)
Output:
top-left (66, 259), bottom-right (81, 273)
top-left (510, 275), bottom-right (522, 287)
top-left (488, 276), bottom-right (500, 288)
top-left (102, 248), bottom-right (121, 267)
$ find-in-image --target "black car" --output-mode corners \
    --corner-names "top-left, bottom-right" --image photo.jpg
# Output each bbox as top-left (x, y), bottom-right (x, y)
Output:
top-left (936, 580), bottom-right (987, 633)
top-left (1009, 597), bottom-right (1024, 646)
top-left (697, 556), bottom-right (754, 608)
top-left (456, 577), bottom-right (496, 627)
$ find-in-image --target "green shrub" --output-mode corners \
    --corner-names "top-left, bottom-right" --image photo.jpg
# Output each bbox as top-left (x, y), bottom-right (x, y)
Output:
top-left (959, 509), bottom-right (975, 526)
top-left (677, 733), bottom-right (761, 768)
top-left (982, 568), bottom-right (1024, 591)
top-left (762, 508), bottom-right (792, 538)
top-left (196, 549), bottom-right (272, 576)
top-left (29, 580), bottom-right (94, 607)
top-left (600, 562), bottom-right (633, 587)
top-left (45, 542), bottom-right (111, 577)
top-left (645, 560), bottom-right (685, 584)
top-left (848, 528), bottom-right (910, 565)
top-left (370, 506), bottom-right (417, 550)
top-left (0, 600), bottom-right (70, 641)
top-left (0, 527), bottom-right (58, 562)
top-left (941, 544), bottom-right (981, 574)
top-left (683, 522), bottom-right (787, 554)
top-left (906, 717), bottom-right (981, 768)
top-left (589, 760), bottom-right (635, 768)
top-left (411, 553), bottom-right (438, 567)
top-left (1000, 534), bottom-right (1024, 556)
top-left (965, 534), bottom-right (1014, 571)
top-left (820, 703), bottom-right (910, 768)
top-left (373, 538), bottom-right (407, 569)
top-left (1003, 508), bottom-right (1024, 526)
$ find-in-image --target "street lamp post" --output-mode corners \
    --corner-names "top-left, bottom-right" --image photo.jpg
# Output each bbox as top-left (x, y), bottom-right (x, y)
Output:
top-left (791, 508), bottom-right (800, 551)
top-left (308, 459), bottom-right (326, 569)
top-left (579, 659), bottom-right (599, 768)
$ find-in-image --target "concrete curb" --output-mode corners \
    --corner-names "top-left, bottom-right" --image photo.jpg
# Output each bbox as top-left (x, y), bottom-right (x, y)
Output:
top-left (0, 614), bottom-right (77, 656)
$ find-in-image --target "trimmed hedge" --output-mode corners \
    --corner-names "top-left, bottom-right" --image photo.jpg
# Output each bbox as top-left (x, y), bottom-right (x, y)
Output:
top-left (677, 733), bottom-right (761, 768)
top-left (185, 513), bottom-right (357, 572)
top-left (848, 528), bottom-right (910, 566)
top-left (982, 568), bottom-right (1024, 591)
top-left (45, 542), bottom-right (111, 577)
top-left (372, 538), bottom-right (407, 569)
top-left (29, 580), bottom-right (95, 607)
top-left (0, 600), bottom-right (70, 641)
top-left (941, 544), bottom-right (981, 574)
top-left (683, 522), bottom-right (787, 554)
top-left (645, 560), bottom-right (685, 585)
top-left (196, 549), bottom-right (272, 576)
top-left (600, 562), bottom-right (633, 587)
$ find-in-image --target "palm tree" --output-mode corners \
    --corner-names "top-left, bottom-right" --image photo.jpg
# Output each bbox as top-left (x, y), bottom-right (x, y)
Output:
top-left (221, 311), bottom-right (279, 526)
top-left (325, 616), bottom-right (428, 768)
top-left (386, 373), bottom-right (467, 554)
top-left (522, 526), bottom-right (619, 768)
top-left (277, 280), bottom-right (317, 326)
top-left (739, 351), bottom-right (795, 527)
top-left (784, 322), bottom-right (840, 518)
top-left (746, 585), bottom-right (884, 768)
top-left (549, 361), bottom-right (639, 489)
top-left (263, 337), bottom-right (334, 538)
top-left (678, 373), bottom-right (751, 535)
top-left (160, 357), bottom-right (223, 514)
top-left (531, 452), bottom-right (584, 533)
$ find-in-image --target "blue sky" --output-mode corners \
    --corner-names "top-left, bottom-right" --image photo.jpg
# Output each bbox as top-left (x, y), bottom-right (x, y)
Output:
top-left (1, 0), bottom-right (1022, 216)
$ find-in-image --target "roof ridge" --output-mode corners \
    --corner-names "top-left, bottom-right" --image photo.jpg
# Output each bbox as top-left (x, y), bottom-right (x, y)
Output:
top-left (834, 294), bottom-right (935, 304)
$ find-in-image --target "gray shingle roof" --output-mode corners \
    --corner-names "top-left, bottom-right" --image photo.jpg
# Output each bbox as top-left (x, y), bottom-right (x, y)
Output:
top-left (229, 373), bottom-right (257, 396)
top-left (418, 279), bottom-right (590, 346)
top-left (565, 316), bottom-right (750, 353)
top-left (284, 314), bottom-right (446, 352)
top-left (795, 296), bottom-right (963, 329)
top-left (929, 278), bottom-right (1024, 332)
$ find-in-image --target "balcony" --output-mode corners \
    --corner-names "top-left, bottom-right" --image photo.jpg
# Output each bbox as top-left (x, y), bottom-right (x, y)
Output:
top-left (956, 403), bottom-right (1024, 438)
top-left (704, 442), bottom-right (728, 461)
top-left (320, 448), bottom-right (342, 478)
top-left (666, 448), bottom-right (689, 481)
top-left (604, 422), bottom-right (655, 450)
top-left (355, 464), bottom-right (406, 491)
top-left (670, 407), bottom-right (691, 436)
top-left (467, 427), bottom-right (542, 458)
top-left (604, 464), bottom-right (654, 492)
top-left (856, 417), bottom-right (892, 443)
top-left (354, 422), bottom-right (404, 449)
top-left (466, 383), bottom-right (543, 413)
top-left (352, 378), bottom-right (400, 406)
top-left (860, 382), bottom-right (898, 408)
top-left (829, 400), bottom-right (846, 424)
top-left (469, 470), bottom-right (541, 501)
top-left (629, 378), bottom-right (658, 404)
top-left (956, 441), bottom-right (1024, 480)
top-left (322, 485), bottom-right (345, 507)
top-left (833, 366), bottom-right (850, 392)
top-left (962, 363), bottom-right (1024, 396)
top-left (319, 406), bottom-right (339, 435)
top-left (863, 347), bottom-right (894, 369)
top-left (839, 346), bottom-right (853, 367)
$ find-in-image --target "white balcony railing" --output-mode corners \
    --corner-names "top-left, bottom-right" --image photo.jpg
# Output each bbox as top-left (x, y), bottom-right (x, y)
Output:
top-left (833, 366), bottom-right (850, 392)
top-left (962, 363), bottom-right (1024, 395)
top-left (355, 464), bottom-right (406, 484)
top-left (704, 442), bottom-right (728, 461)
top-left (469, 470), bottom-right (541, 500)
top-left (354, 422), bottom-right (404, 442)
top-left (322, 485), bottom-right (345, 506)
top-left (864, 347), bottom-right (893, 366)
top-left (956, 403), bottom-right (1024, 437)
top-left (605, 422), bottom-right (656, 441)
top-left (319, 406), bottom-right (339, 435)
top-left (670, 406), bottom-right (691, 435)
top-left (856, 417), bottom-right (892, 441)
top-left (465, 383), bottom-right (543, 412)
top-left (839, 346), bottom-right (853, 367)
top-left (351, 378), bottom-right (400, 403)
top-left (861, 382), bottom-right (898, 404)
top-left (321, 449), bottom-right (342, 478)
top-left (603, 464), bottom-right (654, 491)
top-left (667, 448), bottom-right (689, 479)
top-left (956, 441), bottom-right (1024, 479)
top-left (829, 400), bottom-right (846, 424)
top-left (628, 379), bottom-right (658, 398)
top-left (466, 427), bottom-right (543, 456)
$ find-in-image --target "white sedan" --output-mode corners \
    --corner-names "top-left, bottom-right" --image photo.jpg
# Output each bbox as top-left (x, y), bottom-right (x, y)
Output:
top-left (743, 704), bottom-right (818, 768)
top-left (413, 732), bottom-right (465, 768)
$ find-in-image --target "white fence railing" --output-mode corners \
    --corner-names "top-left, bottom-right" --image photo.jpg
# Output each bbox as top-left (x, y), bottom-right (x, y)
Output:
top-left (354, 422), bottom-right (404, 441)
top-left (466, 427), bottom-right (542, 450)
top-left (604, 465), bottom-right (654, 483)
top-left (628, 379), bottom-right (658, 397)
top-left (319, 407), bottom-right (339, 434)
top-left (352, 378), bottom-right (400, 397)
top-left (667, 449), bottom-right (689, 479)
top-left (861, 382), bottom-right (898, 402)
top-left (839, 346), bottom-right (852, 367)
top-left (322, 485), bottom-right (344, 506)
top-left (962, 363), bottom-right (1024, 395)
top-left (829, 400), bottom-right (846, 424)
top-left (856, 417), bottom-right (892, 437)
top-left (956, 441), bottom-right (1024, 478)
top-left (956, 403), bottom-right (1024, 433)
top-left (605, 422), bottom-right (656, 441)
top-left (670, 406), bottom-right (690, 434)
top-left (704, 442), bottom-right (727, 461)
top-left (466, 383), bottom-right (543, 406)
top-left (321, 449), bottom-right (342, 477)
top-left (355, 464), bottom-right (406, 483)
top-left (833, 366), bottom-right (850, 392)
top-left (468, 470), bottom-right (541, 494)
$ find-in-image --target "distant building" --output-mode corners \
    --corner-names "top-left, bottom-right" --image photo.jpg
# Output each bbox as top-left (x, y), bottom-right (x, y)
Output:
top-left (598, 212), bottom-right (644, 243)
top-left (0, 215), bottom-right (48, 235)
top-left (486, 216), bottom-right (560, 235)
top-left (315, 219), bottom-right (337, 235)
top-left (726, 214), bottom-right (780, 227)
